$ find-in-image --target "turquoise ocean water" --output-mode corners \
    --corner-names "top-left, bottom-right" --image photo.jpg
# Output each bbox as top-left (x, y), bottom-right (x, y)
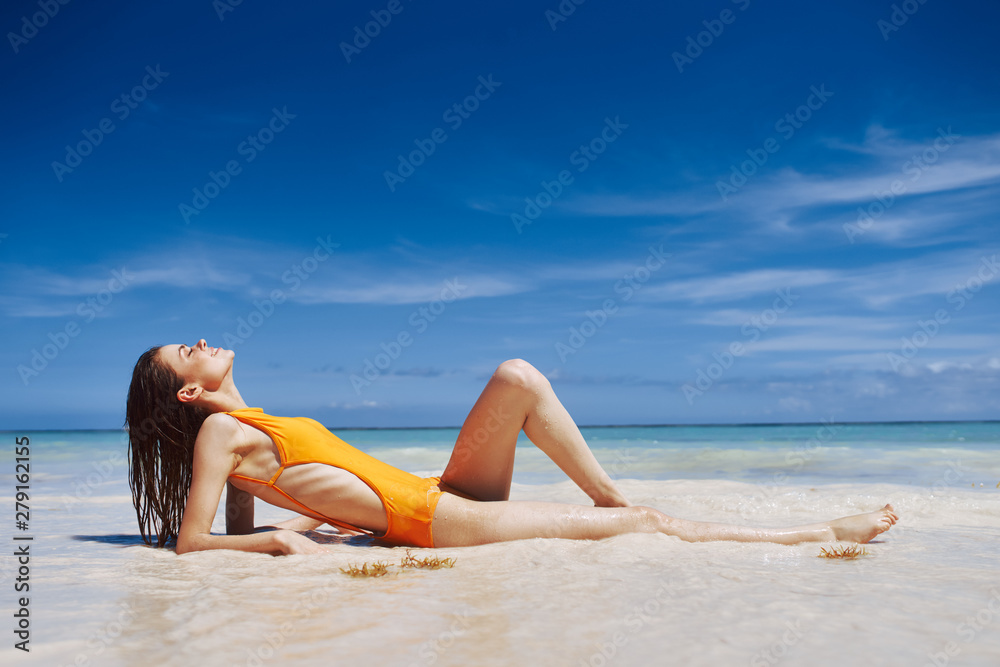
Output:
top-left (11, 420), bottom-right (999, 501)
top-left (13, 419), bottom-right (1000, 475)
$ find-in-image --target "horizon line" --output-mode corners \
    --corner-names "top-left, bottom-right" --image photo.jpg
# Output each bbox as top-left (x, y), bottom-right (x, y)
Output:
top-left (3, 418), bottom-right (998, 434)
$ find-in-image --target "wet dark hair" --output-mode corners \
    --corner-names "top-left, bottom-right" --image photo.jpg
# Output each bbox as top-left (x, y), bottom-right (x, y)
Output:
top-left (125, 346), bottom-right (209, 547)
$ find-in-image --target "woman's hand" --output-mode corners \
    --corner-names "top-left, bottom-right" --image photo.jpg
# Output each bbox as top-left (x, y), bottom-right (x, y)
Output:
top-left (273, 529), bottom-right (329, 555)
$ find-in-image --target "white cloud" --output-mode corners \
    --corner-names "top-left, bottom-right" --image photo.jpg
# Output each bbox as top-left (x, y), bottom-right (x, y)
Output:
top-left (0, 237), bottom-right (537, 316)
top-left (547, 130), bottom-right (1000, 252)
top-left (751, 333), bottom-right (997, 353)
top-left (639, 247), bottom-right (997, 309)
top-left (689, 311), bottom-right (902, 331)
top-left (642, 268), bottom-right (836, 303)
top-left (292, 275), bottom-right (530, 305)
top-left (332, 400), bottom-right (382, 410)
top-left (777, 396), bottom-right (811, 412)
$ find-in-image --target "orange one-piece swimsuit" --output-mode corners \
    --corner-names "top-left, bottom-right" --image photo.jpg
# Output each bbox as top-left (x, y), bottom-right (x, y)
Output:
top-left (226, 408), bottom-right (459, 548)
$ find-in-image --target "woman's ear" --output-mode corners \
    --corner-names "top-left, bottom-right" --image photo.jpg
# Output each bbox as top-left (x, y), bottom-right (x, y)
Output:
top-left (176, 384), bottom-right (203, 403)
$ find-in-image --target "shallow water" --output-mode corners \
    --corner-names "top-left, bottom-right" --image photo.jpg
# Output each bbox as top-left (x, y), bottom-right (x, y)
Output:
top-left (2, 423), bottom-right (999, 666)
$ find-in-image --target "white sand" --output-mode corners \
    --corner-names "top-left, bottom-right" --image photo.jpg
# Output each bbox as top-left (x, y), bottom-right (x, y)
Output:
top-left (6, 477), bottom-right (1000, 667)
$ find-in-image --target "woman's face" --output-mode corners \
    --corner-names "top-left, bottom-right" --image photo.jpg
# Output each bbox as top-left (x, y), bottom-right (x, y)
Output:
top-left (158, 339), bottom-right (235, 393)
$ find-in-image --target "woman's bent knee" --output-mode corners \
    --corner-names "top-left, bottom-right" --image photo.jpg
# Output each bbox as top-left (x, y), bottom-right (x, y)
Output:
top-left (493, 358), bottom-right (549, 391)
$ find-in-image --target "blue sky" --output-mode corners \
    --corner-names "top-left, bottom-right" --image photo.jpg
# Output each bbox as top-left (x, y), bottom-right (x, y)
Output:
top-left (1, 0), bottom-right (998, 429)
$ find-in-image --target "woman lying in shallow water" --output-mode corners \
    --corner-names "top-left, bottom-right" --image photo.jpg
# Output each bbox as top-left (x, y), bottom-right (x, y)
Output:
top-left (125, 340), bottom-right (898, 555)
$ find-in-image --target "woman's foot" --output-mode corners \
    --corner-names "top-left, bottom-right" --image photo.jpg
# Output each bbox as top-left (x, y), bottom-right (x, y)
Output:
top-left (827, 503), bottom-right (899, 543)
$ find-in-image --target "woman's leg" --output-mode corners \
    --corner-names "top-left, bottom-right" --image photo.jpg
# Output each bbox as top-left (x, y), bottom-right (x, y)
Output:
top-left (431, 494), bottom-right (899, 548)
top-left (440, 359), bottom-right (630, 506)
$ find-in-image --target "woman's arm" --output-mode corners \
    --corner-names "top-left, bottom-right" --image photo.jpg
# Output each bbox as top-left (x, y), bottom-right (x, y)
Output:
top-left (225, 480), bottom-right (255, 535)
top-left (176, 415), bottom-right (326, 555)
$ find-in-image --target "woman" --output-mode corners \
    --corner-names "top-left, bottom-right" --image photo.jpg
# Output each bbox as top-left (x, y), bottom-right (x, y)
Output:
top-left (126, 339), bottom-right (898, 555)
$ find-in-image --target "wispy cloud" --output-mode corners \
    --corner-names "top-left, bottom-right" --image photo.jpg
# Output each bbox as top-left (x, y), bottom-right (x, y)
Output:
top-left (551, 130), bottom-right (1000, 238)
top-left (687, 311), bottom-right (903, 331)
top-left (639, 247), bottom-right (996, 308)
top-left (641, 268), bottom-right (836, 303)
top-left (0, 237), bottom-right (536, 316)
top-left (293, 275), bottom-right (529, 305)
top-left (749, 333), bottom-right (997, 353)
top-left (1, 261), bottom-right (249, 297)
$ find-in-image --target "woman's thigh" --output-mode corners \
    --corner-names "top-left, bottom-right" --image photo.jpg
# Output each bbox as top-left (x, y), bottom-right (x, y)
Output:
top-left (439, 361), bottom-right (536, 500)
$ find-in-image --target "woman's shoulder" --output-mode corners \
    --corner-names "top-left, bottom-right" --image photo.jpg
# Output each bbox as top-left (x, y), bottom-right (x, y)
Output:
top-left (196, 412), bottom-right (248, 444)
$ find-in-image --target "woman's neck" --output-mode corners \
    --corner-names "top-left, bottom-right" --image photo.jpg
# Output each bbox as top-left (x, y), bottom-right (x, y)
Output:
top-left (195, 376), bottom-right (249, 413)
top-left (200, 392), bottom-right (249, 413)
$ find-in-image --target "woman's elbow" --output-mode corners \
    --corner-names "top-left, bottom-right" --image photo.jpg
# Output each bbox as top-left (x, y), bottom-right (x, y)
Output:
top-left (175, 534), bottom-right (202, 555)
